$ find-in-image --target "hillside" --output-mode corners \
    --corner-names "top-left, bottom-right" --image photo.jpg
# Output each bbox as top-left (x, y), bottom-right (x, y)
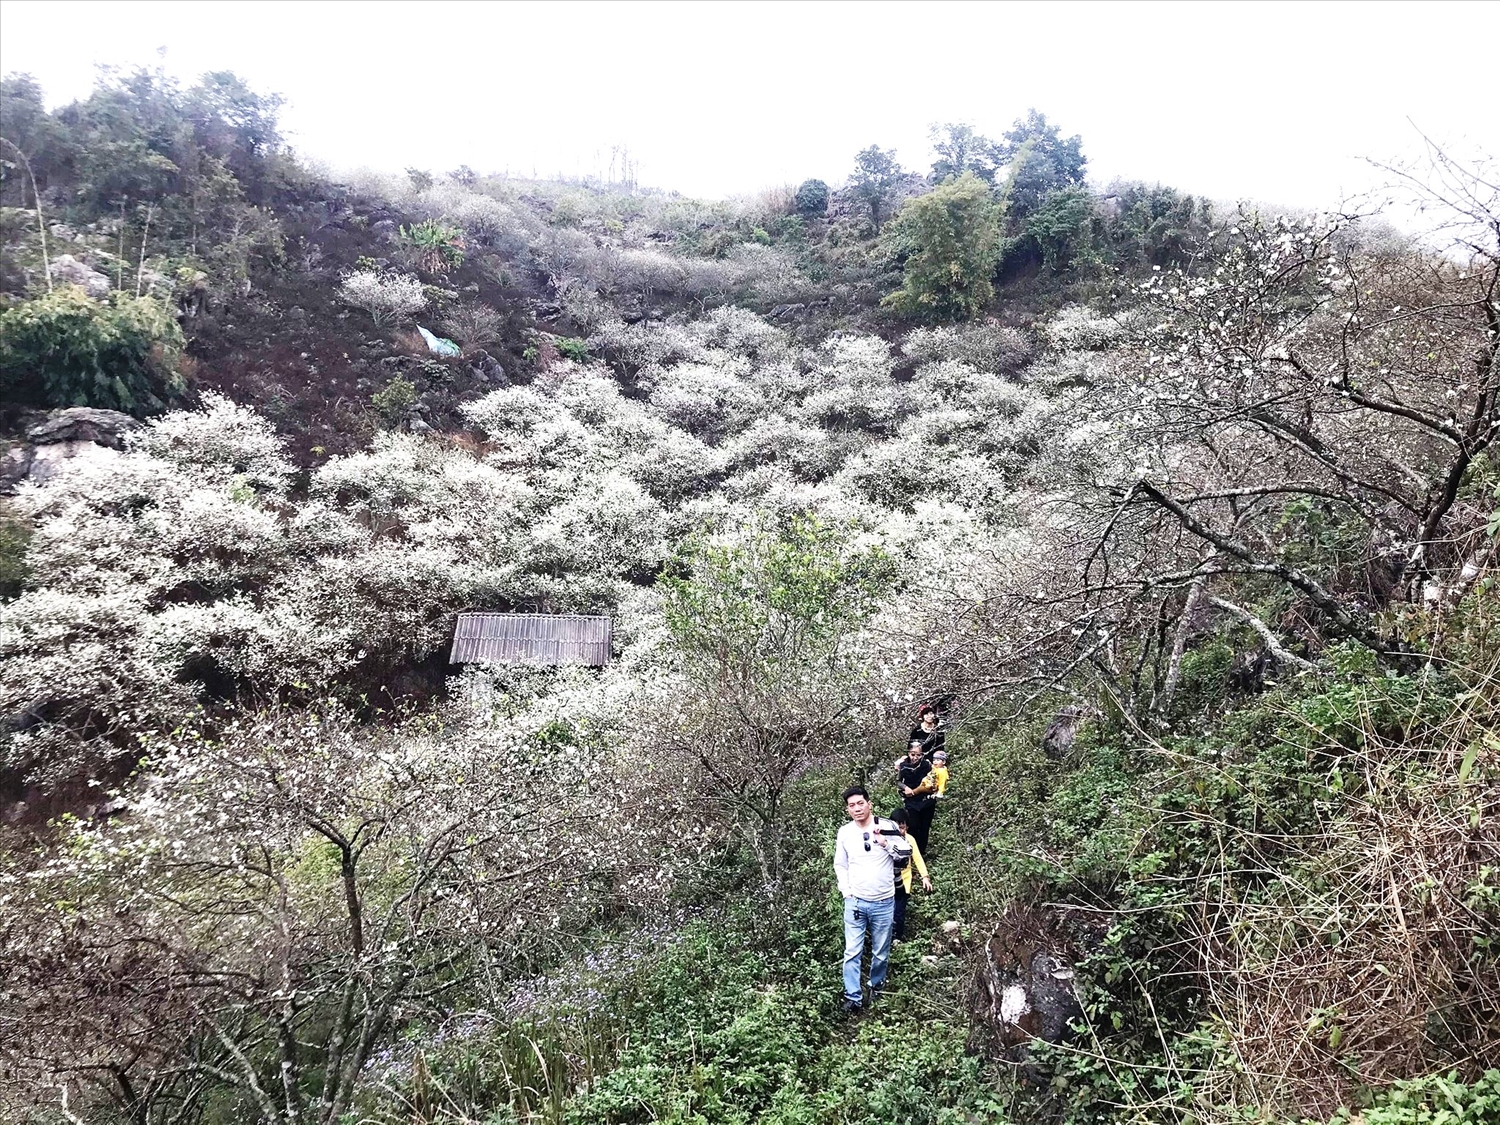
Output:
top-left (1, 67), bottom-right (1498, 1125)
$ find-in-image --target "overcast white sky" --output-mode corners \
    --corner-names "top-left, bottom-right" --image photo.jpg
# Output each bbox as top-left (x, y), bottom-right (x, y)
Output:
top-left (1, 0), bottom-right (1495, 210)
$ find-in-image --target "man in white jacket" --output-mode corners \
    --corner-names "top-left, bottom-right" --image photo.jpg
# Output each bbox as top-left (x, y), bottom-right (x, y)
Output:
top-left (833, 784), bottom-right (901, 1012)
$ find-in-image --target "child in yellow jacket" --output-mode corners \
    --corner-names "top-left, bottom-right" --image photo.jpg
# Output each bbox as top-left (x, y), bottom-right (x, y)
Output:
top-left (931, 750), bottom-right (949, 798)
top-left (888, 807), bottom-right (932, 940)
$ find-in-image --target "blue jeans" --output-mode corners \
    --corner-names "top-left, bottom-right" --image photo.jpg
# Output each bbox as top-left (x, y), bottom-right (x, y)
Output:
top-left (842, 895), bottom-right (894, 1004)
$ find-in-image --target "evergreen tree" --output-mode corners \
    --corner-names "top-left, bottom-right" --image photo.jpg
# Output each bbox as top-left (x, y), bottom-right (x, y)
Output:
top-left (929, 122), bottom-right (1002, 185)
top-left (793, 178), bottom-right (829, 218)
top-left (997, 109), bottom-right (1087, 217)
top-left (850, 145), bottom-right (903, 233)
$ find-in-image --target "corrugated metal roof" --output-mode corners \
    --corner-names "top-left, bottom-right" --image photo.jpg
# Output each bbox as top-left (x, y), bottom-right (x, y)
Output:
top-left (449, 613), bottom-right (612, 666)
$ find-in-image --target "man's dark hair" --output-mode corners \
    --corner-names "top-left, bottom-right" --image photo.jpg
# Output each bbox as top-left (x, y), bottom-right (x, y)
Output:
top-left (842, 785), bottom-right (869, 804)
top-left (888, 807), bottom-right (909, 824)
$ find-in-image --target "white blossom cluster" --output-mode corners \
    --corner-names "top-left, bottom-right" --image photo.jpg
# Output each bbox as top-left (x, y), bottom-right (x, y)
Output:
top-left (338, 268), bottom-right (428, 326)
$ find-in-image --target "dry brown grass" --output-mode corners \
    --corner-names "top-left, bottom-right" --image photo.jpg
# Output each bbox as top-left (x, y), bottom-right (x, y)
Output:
top-left (393, 328), bottom-right (428, 356)
top-left (1190, 652), bottom-right (1500, 1116)
top-left (737, 183), bottom-right (797, 228)
top-left (447, 431), bottom-right (492, 460)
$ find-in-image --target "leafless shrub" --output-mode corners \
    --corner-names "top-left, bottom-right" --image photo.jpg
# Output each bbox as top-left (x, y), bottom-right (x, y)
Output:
top-left (734, 183), bottom-right (796, 227)
top-left (903, 322), bottom-right (1035, 373)
top-left (440, 300), bottom-right (505, 351)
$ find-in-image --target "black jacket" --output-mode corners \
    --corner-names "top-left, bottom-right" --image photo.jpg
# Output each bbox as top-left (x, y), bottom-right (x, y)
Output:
top-left (909, 723), bottom-right (945, 761)
top-left (898, 757), bottom-right (937, 810)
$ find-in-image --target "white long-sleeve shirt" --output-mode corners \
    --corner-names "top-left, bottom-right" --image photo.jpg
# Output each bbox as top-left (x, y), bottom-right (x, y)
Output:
top-left (834, 818), bottom-right (898, 901)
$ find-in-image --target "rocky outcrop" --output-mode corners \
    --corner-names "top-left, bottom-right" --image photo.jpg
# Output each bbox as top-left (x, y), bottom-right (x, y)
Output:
top-left (969, 906), bottom-right (1086, 1058)
top-left (26, 408), bottom-right (141, 449)
top-left (1, 407), bottom-right (140, 493)
top-left (1041, 704), bottom-right (1093, 760)
top-left (49, 254), bottom-right (113, 298)
top-left (468, 349), bottom-right (508, 387)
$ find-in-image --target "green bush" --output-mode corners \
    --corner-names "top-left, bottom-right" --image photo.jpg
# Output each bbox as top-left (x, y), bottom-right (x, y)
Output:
top-left (560, 920), bottom-right (827, 1125)
top-left (1022, 186), bottom-right (1098, 272)
top-left (1308, 1070), bottom-right (1500, 1125)
top-left (0, 285), bottom-right (186, 414)
top-left (814, 1022), bottom-right (1002, 1125)
top-left (0, 506), bottom-right (30, 599)
top-left (881, 172), bottom-right (1000, 323)
top-left (793, 179), bottom-right (829, 218)
top-left (399, 218), bottom-right (465, 273)
top-left (555, 336), bottom-right (589, 363)
top-left (371, 374), bottom-right (416, 427)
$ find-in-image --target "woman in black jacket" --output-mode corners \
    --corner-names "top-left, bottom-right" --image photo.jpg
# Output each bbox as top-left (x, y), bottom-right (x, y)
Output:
top-left (909, 704), bottom-right (945, 762)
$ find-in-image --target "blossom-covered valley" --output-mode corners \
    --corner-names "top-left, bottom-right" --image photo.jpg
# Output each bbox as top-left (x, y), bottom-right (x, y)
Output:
top-left (2, 67), bottom-right (1498, 1125)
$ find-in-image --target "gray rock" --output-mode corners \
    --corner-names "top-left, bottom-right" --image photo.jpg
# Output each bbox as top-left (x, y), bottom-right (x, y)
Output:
top-left (1041, 705), bottom-right (1093, 760)
top-left (26, 408), bottom-right (141, 449)
top-left (50, 254), bottom-right (112, 299)
top-left (1, 443), bottom-right (36, 493)
top-left (408, 417), bottom-right (432, 435)
top-left (468, 350), bottom-right (508, 386)
top-left (971, 909), bottom-right (1085, 1057)
top-left (372, 219), bottom-right (398, 238)
top-left (770, 302), bottom-right (806, 319)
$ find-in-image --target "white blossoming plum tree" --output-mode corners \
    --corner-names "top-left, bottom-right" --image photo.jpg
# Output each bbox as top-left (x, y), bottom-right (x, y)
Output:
top-left (338, 269), bottom-right (428, 327)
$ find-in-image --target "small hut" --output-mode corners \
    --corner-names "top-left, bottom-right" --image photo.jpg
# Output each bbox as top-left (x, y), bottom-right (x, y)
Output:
top-left (449, 613), bottom-right (612, 667)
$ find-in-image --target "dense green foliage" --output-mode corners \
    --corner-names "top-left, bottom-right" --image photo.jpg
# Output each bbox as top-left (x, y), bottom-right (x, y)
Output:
top-left (997, 109), bottom-right (1088, 219)
top-left (930, 121), bottom-right (1003, 185)
top-left (1, 68), bottom-right (289, 287)
top-left (849, 144), bottom-right (904, 232)
top-left (882, 172), bottom-right (1001, 322)
top-left (793, 178), bottom-right (829, 218)
top-left (0, 284), bottom-right (185, 412)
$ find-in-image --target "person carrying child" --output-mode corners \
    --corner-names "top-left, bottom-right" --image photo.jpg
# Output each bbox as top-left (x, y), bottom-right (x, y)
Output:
top-left (898, 740), bottom-right (938, 854)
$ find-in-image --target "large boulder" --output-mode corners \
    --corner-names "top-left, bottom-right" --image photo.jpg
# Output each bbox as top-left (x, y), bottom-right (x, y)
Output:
top-left (468, 349), bottom-right (508, 387)
top-left (26, 407), bottom-right (141, 450)
top-left (1, 407), bottom-right (141, 492)
top-left (49, 254), bottom-right (113, 299)
top-left (1041, 704), bottom-right (1093, 760)
top-left (969, 906), bottom-right (1086, 1058)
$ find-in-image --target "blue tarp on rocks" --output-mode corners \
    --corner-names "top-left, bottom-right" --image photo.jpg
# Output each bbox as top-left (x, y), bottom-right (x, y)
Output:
top-left (417, 325), bottom-right (461, 357)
